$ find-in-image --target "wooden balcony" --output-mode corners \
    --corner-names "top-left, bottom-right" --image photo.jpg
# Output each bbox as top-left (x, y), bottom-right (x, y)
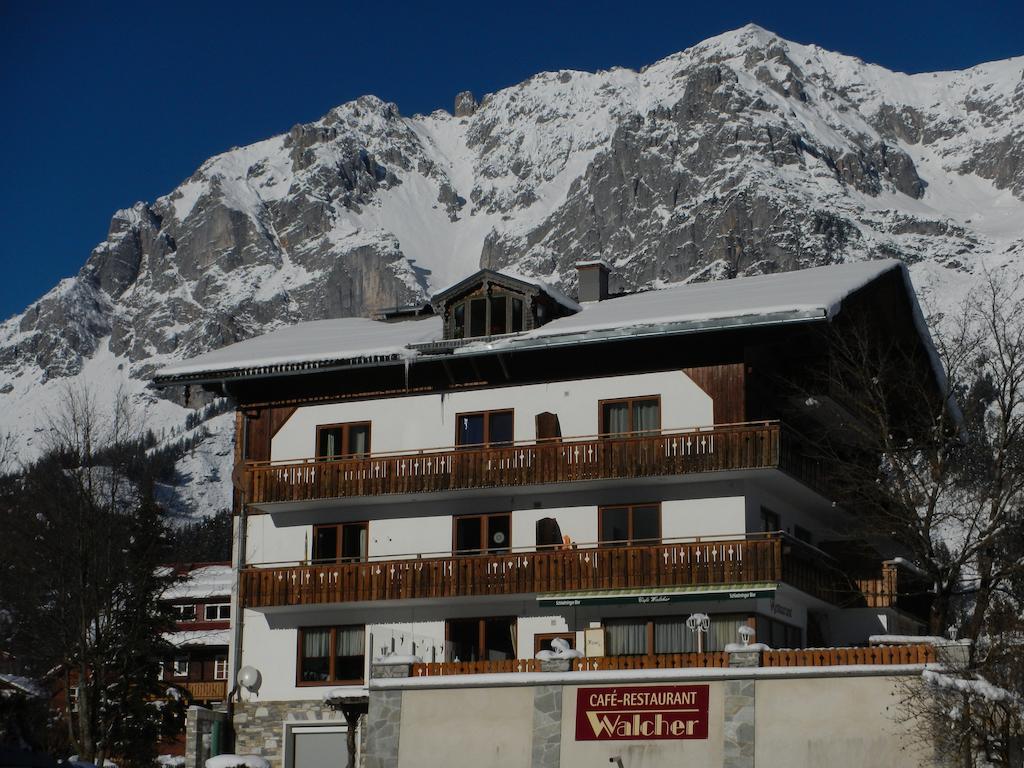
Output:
top-left (179, 680), bottom-right (227, 701)
top-left (240, 534), bottom-right (883, 610)
top-left (242, 421), bottom-right (826, 508)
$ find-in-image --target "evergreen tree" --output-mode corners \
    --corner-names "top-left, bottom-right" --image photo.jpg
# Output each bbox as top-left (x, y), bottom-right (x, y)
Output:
top-left (0, 389), bottom-right (186, 767)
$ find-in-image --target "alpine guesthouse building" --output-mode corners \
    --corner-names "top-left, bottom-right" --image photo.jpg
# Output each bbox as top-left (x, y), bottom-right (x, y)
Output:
top-left (156, 259), bottom-right (952, 768)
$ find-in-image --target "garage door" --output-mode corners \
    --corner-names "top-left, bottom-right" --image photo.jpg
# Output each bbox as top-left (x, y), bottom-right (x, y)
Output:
top-left (292, 728), bottom-right (347, 768)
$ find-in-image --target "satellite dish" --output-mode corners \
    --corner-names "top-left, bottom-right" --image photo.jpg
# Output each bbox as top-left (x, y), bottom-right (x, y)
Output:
top-left (492, 531), bottom-right (506, 545)
top-left (238, 665), bottom-right (262, 692)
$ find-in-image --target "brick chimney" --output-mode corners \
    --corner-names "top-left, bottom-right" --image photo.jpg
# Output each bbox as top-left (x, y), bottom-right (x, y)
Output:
top-left (575, 260), bottom-right (611, 302)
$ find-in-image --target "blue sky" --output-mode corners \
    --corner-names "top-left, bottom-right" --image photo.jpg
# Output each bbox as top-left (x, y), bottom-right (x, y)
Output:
top-left (1, 0), bottom-right (1022, 321)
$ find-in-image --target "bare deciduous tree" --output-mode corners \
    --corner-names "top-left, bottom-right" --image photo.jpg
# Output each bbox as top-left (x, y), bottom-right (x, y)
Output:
top-left (0, 386), bottom-right (184, 766)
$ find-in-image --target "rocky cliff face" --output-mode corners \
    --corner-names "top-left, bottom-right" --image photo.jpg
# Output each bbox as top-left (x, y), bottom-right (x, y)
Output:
top-left (2, 25), bottom-right (1022, 516)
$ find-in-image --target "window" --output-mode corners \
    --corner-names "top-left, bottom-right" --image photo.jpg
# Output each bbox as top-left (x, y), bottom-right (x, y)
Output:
top-left (449, 292), bottom-right (527, 340)
top-left (453, 302), bottom-right (466, 339)
top-left (534, 633), bottom-right (576, 655)
top-left (313, 522), bottom-right (368, 563)
top-left (604, 619), bottom-right (650, 656)
top-left (599, 504), bottom-right (660, 546)
top-left (172, 604), bottom-right (196, 621)
top-left (204, 603), bottom-right (231, 621)
top-left (456, 410), bottom-right (514, 447)
top-left (298, 626), bottom-right (365, 685)
top-left (454, 513), bottom-right (511, 554)
top-left (213, 656), bottom-right (229, 681)
top-left (760, 507), bottom-right (780, 533)
top-left (600, 396), bottom-right (660, 436)
top-left (511, 298), bottom-right (524, 332)
top-left (316, 422), bottom-right (371, 460)
top-left (172, 657), bottom-right (189, 677)
top-left (446, 617), bottom-right (515, 662)
top-left (756, 616), bottom-right (803, 649)
top-left (604, 614), bottom-right (748, 655)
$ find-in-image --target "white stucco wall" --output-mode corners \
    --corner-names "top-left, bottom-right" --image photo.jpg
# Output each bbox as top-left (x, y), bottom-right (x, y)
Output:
top-left (270, 370), bottom-right (713, 461)
top-left (661, 497), bottom-right (745, 540)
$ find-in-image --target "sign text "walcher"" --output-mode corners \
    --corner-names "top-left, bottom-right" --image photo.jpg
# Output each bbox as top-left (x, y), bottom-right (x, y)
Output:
top-left (575, 685), bottom-right (710, 741)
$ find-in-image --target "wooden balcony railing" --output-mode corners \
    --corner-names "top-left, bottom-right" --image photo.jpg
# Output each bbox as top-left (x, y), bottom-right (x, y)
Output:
top-left (240, 534), bottom-right (880, 610)
top-left (178, 680), bottom-right (227, 701)
top-left (407, 644), bottom-right (936, 677)
top-left (243, 421), bottom-right (824, 506)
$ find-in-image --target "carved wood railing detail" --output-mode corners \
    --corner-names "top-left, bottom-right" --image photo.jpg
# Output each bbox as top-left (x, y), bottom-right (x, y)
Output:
top-left (242, 422), bottom-right (824, 505)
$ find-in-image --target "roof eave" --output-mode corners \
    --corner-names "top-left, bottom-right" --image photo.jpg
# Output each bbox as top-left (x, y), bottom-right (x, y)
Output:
top-left (152, 308), bottom-right (828, 388)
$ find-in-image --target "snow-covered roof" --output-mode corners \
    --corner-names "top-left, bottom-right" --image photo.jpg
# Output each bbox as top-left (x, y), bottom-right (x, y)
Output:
top-left (155, 260), bottom-right (918, 384)
top-left (162, 564), bottom-right (233, 601)
top-left (0, 673), bottom-right (46, 698)
top-left (526, 259), bottom-right (900, 339)
top-left (164, 629), bottom-right (231, 647)
top-left (156, 317), bottom-right (441, 379)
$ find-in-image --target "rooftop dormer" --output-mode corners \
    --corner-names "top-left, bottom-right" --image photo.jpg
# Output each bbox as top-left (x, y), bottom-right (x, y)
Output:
top-left (431, 269), bottom-right (579, 341)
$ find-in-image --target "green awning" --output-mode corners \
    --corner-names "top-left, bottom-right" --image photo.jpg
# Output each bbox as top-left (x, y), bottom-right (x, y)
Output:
top-left (536, 582), bottom-right (777, 608)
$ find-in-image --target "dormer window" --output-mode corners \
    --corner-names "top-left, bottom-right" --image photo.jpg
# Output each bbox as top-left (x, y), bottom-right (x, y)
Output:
top-left (450, 292), bottom-right (526, 340)
top-left (433, 269), bottom-right (579, 341)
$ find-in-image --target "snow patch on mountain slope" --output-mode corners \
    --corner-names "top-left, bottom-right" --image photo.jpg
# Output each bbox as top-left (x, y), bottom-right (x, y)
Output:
top-left (2, 25), bottom-right (1023, 520)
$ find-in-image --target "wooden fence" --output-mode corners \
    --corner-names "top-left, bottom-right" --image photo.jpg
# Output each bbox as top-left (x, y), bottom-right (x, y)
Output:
top-left (407, 644), bottom-right (937, 677)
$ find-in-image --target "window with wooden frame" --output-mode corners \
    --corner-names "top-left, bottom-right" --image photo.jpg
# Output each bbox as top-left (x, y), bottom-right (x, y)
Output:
top-left (449, 292), bottom-right (527, 340)
top-left (297, 626), bottom-right (365, 685)
top-left (172, 657), bottom-right (189, 677)
top-left (599, 396), bottom-right (661, 436)
top-left (455, 409), bottom-right (514, 447)
top-left (454, 512), bottom-right (511, 554)
top-left (172, 603), bottom-right (196, 622)
top-left (598, 503), bottom-right (661, 546)
top-left (760, 506), bottom-right (780, 534)
top-left (315, 422), bottom-right (371, 460)
top-left (533, 632), bottom-right (576, 655)
top-left (312, 522), bottom-right (369, 563)
top-left (446, 617), bottom-right (516, 663)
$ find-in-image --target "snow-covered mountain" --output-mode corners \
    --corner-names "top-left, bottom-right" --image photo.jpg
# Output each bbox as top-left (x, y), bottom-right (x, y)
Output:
top-left (2, 25), bottom-right (1022, 517)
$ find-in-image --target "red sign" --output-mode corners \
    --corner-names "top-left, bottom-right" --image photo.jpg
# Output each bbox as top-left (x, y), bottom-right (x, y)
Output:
top-left (575, 685), bottom-right (709, 741)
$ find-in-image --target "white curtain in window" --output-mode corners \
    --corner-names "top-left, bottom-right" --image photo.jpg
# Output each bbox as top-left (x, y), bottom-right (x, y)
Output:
top-left (654, 618), bottom-right (699, 653)
top-left (336, 626), bottom-right (365, 656)
top-left (605, 404), bottom-right (629, 435)
top-left (323, 431), bottom-right (339, 458)
top-left (709, 616), bottom-right (745, 651)
top-left (632, 400), bottom-right (659, 433)
top-left (605, 621), bottom-right (647, 655)
top-left (350, 428), bottom-right (368, 456)
top-left (304, 629), bottom-right (331, 657)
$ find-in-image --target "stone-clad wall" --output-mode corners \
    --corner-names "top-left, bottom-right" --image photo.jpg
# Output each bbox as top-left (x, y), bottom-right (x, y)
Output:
top-left (233, 700), bottom-right (364, 768)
